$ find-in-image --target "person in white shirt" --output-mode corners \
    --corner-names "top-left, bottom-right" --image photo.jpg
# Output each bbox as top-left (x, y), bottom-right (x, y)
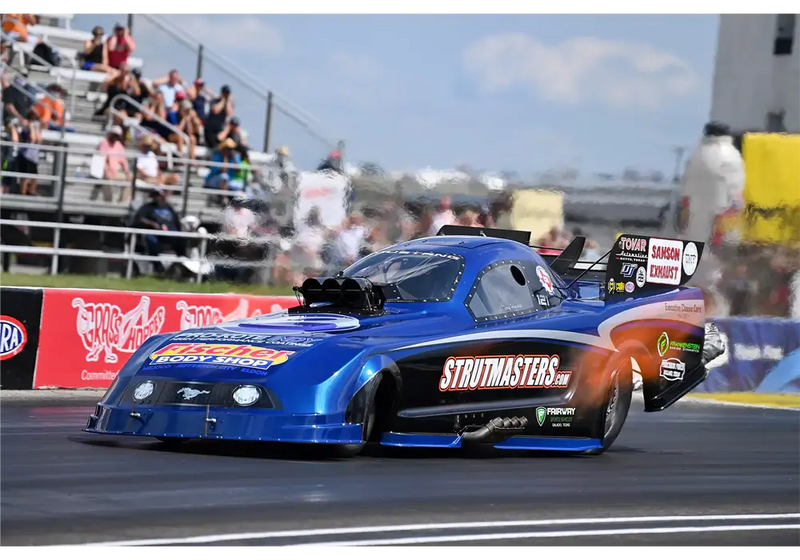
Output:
top-left (334, 213), bottom-right (371, 268)
top-left (290, 207), bottom-right (328, 283)
top-left (136, 137), bottom-right (178, 186)
top-left (223, 202), bottom-right (257, 240)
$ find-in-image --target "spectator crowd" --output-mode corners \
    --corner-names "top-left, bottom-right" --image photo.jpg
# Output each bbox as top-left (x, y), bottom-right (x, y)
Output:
top-left (2, 14), bottom-right (276, 203)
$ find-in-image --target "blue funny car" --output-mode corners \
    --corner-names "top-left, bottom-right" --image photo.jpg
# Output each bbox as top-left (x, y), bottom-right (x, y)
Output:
top-left (85, 226), bottom-right (725, 456)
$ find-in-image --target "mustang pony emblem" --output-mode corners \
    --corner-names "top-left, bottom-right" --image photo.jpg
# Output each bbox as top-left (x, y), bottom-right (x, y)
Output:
top-left (176, 387), bottom-right (210, 400)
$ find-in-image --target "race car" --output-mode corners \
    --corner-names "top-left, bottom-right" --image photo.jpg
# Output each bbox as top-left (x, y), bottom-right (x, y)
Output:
top-left (84, 226), bottom-right (725, 456)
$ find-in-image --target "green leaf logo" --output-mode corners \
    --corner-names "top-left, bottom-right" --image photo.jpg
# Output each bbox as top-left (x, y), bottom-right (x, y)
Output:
top-left (658, 332), bottom-right (670, 357)
top-left (536, 407), bottom-right (546, 426)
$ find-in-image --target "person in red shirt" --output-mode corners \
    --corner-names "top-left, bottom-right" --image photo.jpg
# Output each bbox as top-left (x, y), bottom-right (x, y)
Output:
top-left (106, 23), bottom-right (135, 70)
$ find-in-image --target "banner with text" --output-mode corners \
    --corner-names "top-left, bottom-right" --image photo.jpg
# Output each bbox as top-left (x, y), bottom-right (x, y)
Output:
top-left (697, 317), bottom-right (800, 393)
top-left (34, 289), bottom-right (295, 388)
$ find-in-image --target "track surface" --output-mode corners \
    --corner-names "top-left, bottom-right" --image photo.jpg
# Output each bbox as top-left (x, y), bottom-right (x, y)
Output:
top-left (2, 396), bottom-right (799, 546)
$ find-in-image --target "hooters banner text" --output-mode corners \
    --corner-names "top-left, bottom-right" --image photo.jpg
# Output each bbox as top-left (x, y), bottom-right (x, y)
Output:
top-left (33, 289), bottom-right (295, 388)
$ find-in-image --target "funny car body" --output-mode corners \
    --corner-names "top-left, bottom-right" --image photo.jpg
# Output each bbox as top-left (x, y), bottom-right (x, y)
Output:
top-left (85, 226), bottom-right (725, 456)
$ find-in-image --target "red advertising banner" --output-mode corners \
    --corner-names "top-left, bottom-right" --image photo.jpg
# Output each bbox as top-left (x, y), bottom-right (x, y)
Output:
top-left (34, 289), bottom-right (296, 389)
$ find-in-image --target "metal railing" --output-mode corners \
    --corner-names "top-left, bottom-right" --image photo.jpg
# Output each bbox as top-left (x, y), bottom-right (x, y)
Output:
top-left (1, 25), bottom-right (78, 119)
top-left (0, 218), bottom-right (281, 281)
top-left (106, 93), bottom-right (190, 148)
top-left (3, 66), bottom-right (70, 142)
top-left (131, 14), bottom-right (343, 155)
top-left (1, 139), bottom-right (294, 218)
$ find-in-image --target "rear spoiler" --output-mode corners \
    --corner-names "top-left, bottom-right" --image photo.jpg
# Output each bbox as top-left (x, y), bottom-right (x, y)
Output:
top-left (603, 234), bottom-right (705, 302)
top-left (436, 226), bottom-right (706, 300)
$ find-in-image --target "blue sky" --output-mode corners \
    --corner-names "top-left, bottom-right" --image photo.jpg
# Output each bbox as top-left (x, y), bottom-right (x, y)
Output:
top-left (76, 14), bottom-right (719, 176)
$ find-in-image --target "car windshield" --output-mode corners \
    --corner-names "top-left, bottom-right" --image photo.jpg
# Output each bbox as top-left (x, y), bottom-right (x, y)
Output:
top-left (343, 250), bottom-right (464, 302)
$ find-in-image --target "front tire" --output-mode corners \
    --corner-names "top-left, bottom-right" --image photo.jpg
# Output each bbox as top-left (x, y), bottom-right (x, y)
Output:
top-left (585, 354), bottom-right (634, 455)
top-left (331, 376), bottom-right (380, 458)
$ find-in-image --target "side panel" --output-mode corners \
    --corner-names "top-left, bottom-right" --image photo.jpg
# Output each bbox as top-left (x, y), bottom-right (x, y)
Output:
top-left (390, 339), bottom-right (611, 439)
top-left (0, 287), bottom-right (44, 390)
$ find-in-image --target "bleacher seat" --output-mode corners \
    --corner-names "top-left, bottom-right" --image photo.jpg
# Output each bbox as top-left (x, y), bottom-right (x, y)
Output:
top-left (36, 14), bottom-right (74, 29)
top-left (27, 24), bottom-right (91, 43)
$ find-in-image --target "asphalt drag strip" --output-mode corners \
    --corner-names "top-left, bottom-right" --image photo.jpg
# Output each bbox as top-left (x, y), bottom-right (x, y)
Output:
top-left (1, 393), bottom-right (799, 545)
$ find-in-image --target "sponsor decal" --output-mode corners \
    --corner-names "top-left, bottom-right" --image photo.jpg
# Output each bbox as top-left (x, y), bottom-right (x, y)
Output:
top-left (607, 279), bottom-right (625, 294)
top-left (148, 343), bottom-right (293, 373)
top-left (617, 236), bottom-right (648, 263)
top-left (536, 266), bottom-right (554, 295)
top-left (646, 238), bottom-right (683, 286)
top-left (682, 242), bottom-right (699, 276)
top-left (72, 296), bottom-right (166, 364)
top-left (664, 301), bottom-right (704, 322)
top-left (635, 266), bottom-right (646, 288)
top-left (170, 331), bottom-right (320, 347)
top-left (621, 263), bottom-right (637, 278)
top-left (439, 355), bottom-right (572, 392)
top-left (659, 357), bottom-right (686, 382)
top-left (535, 406), bottom-right (576, 428)
top-left (176, 299), bottom-right (262, 331)
top-left (733, 344), bottom-right (784, 362)
top-left (221, 313), bottom-right (360, 335)
top-left (657, 331), bottom-right (700, 356)
top-left (624, 282), bottom-right (634, 293)
top-left (0, 315), bottom-right (27, 361)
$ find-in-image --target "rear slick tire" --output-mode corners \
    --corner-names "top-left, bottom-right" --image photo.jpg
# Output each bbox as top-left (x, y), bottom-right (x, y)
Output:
top-left (585, 354), bottom-right (634, 455)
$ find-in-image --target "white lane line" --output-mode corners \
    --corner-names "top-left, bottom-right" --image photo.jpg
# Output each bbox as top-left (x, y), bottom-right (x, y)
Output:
top-left (682, 397), bottom-right (800, 412)
top-left (294, 523), bottom-right (800, 546)
top-left (73, 513), bottom-right (800, 546)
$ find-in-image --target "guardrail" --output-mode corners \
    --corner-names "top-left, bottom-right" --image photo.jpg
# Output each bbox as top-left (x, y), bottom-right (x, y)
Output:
top-left (0, 218), bottom-right (283, 281)
top-left (1, 139), bottom-right (293, 217)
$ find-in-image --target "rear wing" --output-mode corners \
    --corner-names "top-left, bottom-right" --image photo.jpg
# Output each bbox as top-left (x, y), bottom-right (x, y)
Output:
top-left (604, 234), bottom-right (705, 302)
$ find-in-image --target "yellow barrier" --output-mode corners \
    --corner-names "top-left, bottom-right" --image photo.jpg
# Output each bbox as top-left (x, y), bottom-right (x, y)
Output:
top-left (511, 189), bottom-right (564, 241)
top-left (741, 133), bottom-right (800, 245)
top-left (690, 392), bottom-right (800, 409)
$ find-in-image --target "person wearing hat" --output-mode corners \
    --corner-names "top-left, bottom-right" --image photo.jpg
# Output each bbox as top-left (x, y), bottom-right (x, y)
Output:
top-left (204, 137), bottom-right (244, 193)
top-left (203, 84), bottom-right (234, 148)
top-left (215, 114), bottom-right (246, 150)
top-left (132, 188), bottom-right (186, 271)
top-left (163, 95), bottom-right (200, 163)
top-left (187, 78), bottom-right (215, 122)
top-left (91, 125), bottom-right (132, 203)
top-left (137, 136), bottom-right (179, 186)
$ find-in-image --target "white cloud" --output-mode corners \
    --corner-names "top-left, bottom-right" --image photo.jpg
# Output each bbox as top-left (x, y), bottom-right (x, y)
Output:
top-left (158, 15), bottom-right (284, 56)
top-left (462, 33), bottom-right (699, 109)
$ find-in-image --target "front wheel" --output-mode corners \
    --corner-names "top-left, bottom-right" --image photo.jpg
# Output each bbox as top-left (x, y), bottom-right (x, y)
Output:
top-left (585, 355), bottom-right (634, 455)
top-left (330, 377), bottom-right (380, 458)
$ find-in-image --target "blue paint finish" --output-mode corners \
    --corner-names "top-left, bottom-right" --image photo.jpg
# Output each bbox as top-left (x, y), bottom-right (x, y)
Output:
top-left (85, 403), bottom-right (364, 444)
top-left (493, 437), bottom-right (603, 451)
top-left (83, 234), bottom-right (710, 450)
top-left (380, 432), bottom-right (464, 448)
